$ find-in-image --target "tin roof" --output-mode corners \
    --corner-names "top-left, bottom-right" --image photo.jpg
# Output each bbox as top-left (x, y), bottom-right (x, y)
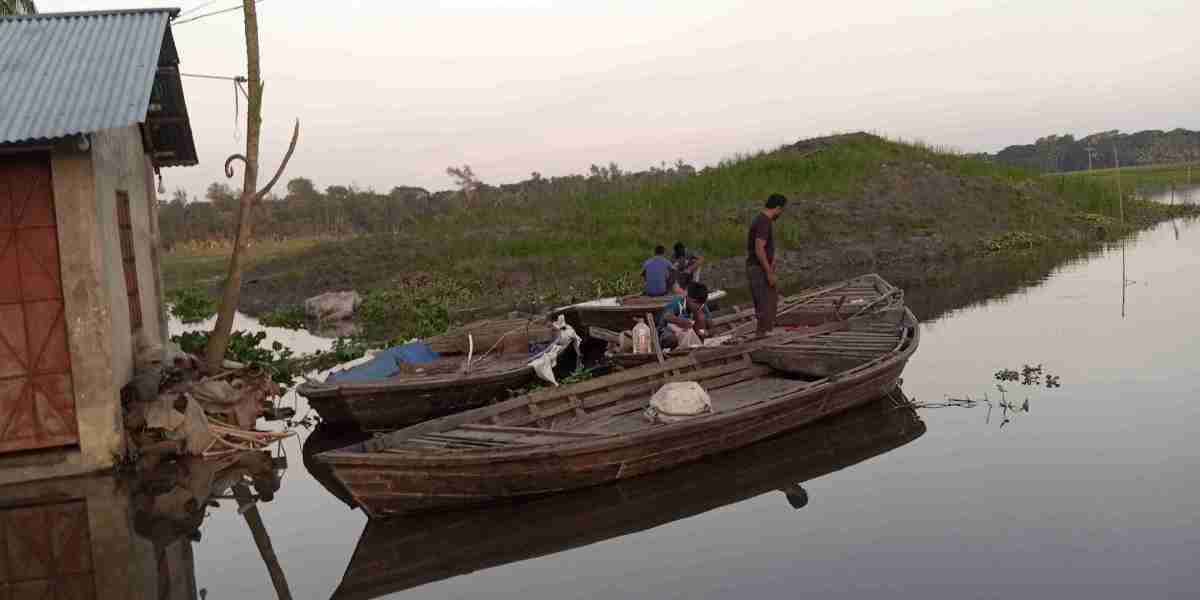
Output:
top-left (0, 8), bottom-right (198, 166)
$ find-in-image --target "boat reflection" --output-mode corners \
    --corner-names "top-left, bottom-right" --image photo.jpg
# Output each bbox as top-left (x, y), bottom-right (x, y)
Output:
top-left (319, 389), bottom-right (925, 600)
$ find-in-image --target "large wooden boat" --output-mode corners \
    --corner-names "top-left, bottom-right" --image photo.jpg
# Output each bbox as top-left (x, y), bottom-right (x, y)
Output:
top-left (317, 306), bottom-right (920, 517)
top-left (552, 289), bottom-right (728, 334)
top-left (326, 393), bottom-right (924, 599)
top-left (605, 273), bottom-right (905, 369)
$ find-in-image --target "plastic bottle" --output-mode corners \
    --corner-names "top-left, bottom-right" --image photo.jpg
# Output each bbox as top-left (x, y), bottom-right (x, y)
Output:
top-left (632, 318), bottom-right (652, 354)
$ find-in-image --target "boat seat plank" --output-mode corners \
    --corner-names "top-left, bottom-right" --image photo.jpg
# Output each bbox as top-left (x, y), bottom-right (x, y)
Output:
top-left (458, 424), bottom-right (605, 438)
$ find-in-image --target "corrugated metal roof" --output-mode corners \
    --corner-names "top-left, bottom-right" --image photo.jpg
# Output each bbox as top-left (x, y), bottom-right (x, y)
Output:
top-left (0, 9), bottom-right (178, 144)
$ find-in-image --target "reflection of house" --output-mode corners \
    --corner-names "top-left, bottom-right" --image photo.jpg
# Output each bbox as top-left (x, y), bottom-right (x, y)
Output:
top-left (0, 9), bottom-right (197, 484)
top-left (0, 475), bottom-right (196, 599)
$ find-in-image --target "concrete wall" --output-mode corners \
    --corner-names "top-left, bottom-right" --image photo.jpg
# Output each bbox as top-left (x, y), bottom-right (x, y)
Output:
top-left (90, 126), bottom-right (166, 382)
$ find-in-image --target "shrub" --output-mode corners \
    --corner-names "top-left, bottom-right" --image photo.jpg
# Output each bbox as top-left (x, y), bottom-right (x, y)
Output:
top-left (166, 287), bottom-right (215, 324)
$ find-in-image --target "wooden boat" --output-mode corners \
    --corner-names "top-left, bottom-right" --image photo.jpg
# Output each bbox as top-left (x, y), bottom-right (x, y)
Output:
top-left (317, 306), bottom-right (920, 517)
top-left (604, 273), bottom-right (905, 369)
top-left (299, 317), bottom-right (561, 430)
top-left (552, 289), bottom-right (728, 335)
top-left (326, 393), bottom-right (925, 599)
top-left (299, 355), bottom-right (536, 430)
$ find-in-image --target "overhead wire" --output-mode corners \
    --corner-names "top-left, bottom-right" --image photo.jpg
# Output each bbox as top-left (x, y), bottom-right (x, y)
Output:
top-left (173, 0), bottom-right (265, 26)
top-left (177, 0), bottom-right (219, 18)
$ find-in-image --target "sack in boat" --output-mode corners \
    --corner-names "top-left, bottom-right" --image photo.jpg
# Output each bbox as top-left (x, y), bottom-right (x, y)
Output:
top-left (674, 327), bottom-right (703, 349)
top-left (645, 381), bottom-right (712, 424)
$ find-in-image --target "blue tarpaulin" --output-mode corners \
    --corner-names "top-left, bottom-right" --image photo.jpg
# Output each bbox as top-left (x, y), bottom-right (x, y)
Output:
top-left (326, 342), bottom-right (440, 383)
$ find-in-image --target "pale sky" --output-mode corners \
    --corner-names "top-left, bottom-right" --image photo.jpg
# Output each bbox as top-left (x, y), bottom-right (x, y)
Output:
top-left (40, 0), bottom-right (1200, 198)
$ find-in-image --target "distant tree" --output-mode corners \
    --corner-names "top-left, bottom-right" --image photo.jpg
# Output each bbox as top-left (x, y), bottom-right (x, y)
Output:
top-left (206, 182), bottom-right (239, 213)
top-left (0, 0), bottom-right (37, 16)
top-left (446, 164), bottom-right (481, 208)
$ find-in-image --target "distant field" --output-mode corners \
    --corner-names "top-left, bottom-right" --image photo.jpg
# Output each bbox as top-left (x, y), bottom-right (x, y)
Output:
top-left (1063, 162), bottom-right (1200, 191)
top-left (162, 237), bottom-right (321, 293)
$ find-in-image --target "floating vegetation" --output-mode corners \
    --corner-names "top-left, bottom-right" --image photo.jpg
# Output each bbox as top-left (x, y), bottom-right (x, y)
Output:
top-left (994, 363), bottom-right (1061, 388)
top-left (916, 363), bottom-right (1062, 428)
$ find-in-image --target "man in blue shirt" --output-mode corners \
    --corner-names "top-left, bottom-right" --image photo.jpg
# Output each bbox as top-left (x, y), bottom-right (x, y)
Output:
top-left (642, 245), bottom-right (672, 296)
top-left (656, 282), bottom-right (712, 349)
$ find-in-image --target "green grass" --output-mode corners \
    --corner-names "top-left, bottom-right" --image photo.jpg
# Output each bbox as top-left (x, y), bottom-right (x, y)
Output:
top-left (1063, 161), bottom-right (1200, 192)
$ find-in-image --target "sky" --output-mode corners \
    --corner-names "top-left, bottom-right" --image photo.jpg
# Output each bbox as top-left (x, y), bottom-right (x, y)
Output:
top-left (39, 0), bottom-right (1200, 198)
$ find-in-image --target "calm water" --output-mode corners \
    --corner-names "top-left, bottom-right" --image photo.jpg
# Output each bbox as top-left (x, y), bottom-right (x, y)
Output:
top-left (174, 210), bottom-right (1199, 598)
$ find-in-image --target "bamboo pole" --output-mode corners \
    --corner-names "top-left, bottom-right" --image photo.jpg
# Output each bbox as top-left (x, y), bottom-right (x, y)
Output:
top-left (1113, 144), bottom-right (1123, 225)
top-left (645, 313), bottom-right (665, 364)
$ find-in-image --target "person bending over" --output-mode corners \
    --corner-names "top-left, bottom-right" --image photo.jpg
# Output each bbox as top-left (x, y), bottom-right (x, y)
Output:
top-left (655, 282), bottom-right (712, 349)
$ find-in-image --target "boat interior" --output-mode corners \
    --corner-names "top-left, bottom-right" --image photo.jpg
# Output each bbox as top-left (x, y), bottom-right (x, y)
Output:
top-left (369, 314), bottom-right (914, 452)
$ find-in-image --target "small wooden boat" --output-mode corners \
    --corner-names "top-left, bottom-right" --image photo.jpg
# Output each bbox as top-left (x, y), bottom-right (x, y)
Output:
top-left (604, 273), bottom-right (905, 369)
top-left (300, 355), bottom-right (536, 430)
top-left (552, 289), bottom-right (728, 335)
top-left (317, 306), bottom-right (920, 517)
top-left (299, 318), bottom-right (560, 430)
top-left (326, 392), bottom-right (924, 599)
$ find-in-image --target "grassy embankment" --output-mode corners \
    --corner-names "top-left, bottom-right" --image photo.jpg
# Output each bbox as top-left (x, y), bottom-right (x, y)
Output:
top-left (163, 133), bottom-right (1195, 342)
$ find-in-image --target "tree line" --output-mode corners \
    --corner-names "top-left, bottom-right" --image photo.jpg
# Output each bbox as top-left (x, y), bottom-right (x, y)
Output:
top-left (157, 160), bottom-right (699, 249)
top-left (989, 128), bottom-right (1200, 173)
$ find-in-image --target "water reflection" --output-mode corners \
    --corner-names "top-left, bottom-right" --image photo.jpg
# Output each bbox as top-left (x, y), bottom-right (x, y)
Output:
top-left (0, 454), bottom-right (286, 600)
top-left (318, 392), bottom-right (925, 600)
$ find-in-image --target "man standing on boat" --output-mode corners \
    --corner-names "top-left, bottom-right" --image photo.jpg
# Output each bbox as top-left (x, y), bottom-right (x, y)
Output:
top-left (747, 193), bottom-right (787, 337)
top-left (642, 245), bottom-right (673, 297)
top-left (656, 282), bottom-right (712, 349)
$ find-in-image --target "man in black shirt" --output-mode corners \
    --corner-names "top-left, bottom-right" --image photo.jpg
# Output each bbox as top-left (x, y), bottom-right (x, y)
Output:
top-left (747, 193), bottom-right (787, 337)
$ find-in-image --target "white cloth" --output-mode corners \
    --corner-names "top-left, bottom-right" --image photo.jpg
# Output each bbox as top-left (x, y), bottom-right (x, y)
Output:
top-left (529, 316), bottom-right (582, 386)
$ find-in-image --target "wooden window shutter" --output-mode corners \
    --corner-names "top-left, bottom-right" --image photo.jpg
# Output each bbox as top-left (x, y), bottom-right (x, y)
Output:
top-left (116, 191), bottom-right (142, 331)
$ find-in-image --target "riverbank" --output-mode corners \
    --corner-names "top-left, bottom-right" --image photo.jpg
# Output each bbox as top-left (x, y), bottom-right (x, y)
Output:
top-left (162, 133), bottom-right (1198, 342)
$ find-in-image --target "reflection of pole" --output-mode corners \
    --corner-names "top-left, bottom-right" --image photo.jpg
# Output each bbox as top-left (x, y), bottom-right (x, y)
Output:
top-left (233, 484), bottom-right (293, 600)
top-left (1121, 242), bottom-right (1126, 319)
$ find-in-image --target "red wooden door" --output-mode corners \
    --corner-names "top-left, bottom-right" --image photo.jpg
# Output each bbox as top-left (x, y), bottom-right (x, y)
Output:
top-left (0, 157), bottom-right (77, 453)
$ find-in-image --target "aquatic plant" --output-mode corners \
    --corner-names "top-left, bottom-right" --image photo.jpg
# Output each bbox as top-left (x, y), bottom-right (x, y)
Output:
top-left (258, 304), bottom-right (306, 329)
top-left (166, 286), bottom-right (216, 324)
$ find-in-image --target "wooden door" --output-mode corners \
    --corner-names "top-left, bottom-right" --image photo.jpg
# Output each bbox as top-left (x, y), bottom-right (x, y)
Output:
top-left (0, 157), bottom-right (77, 453)
top-left (0, 499), bottom-right (96, 599)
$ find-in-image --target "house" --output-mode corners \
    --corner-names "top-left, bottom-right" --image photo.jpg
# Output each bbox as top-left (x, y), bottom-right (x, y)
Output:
top-left (0, 8), bottom-right (198, 484)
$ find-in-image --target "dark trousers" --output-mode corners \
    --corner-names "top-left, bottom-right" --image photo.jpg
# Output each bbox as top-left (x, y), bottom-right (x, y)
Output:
top-left (747, 264), bottom-right (777, 336)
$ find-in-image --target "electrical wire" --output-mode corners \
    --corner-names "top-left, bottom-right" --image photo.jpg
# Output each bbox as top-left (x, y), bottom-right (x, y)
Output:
top-left (173, 0), bottom-right (265, 26)
top-left (177, 0), bottom-right (219, 18)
